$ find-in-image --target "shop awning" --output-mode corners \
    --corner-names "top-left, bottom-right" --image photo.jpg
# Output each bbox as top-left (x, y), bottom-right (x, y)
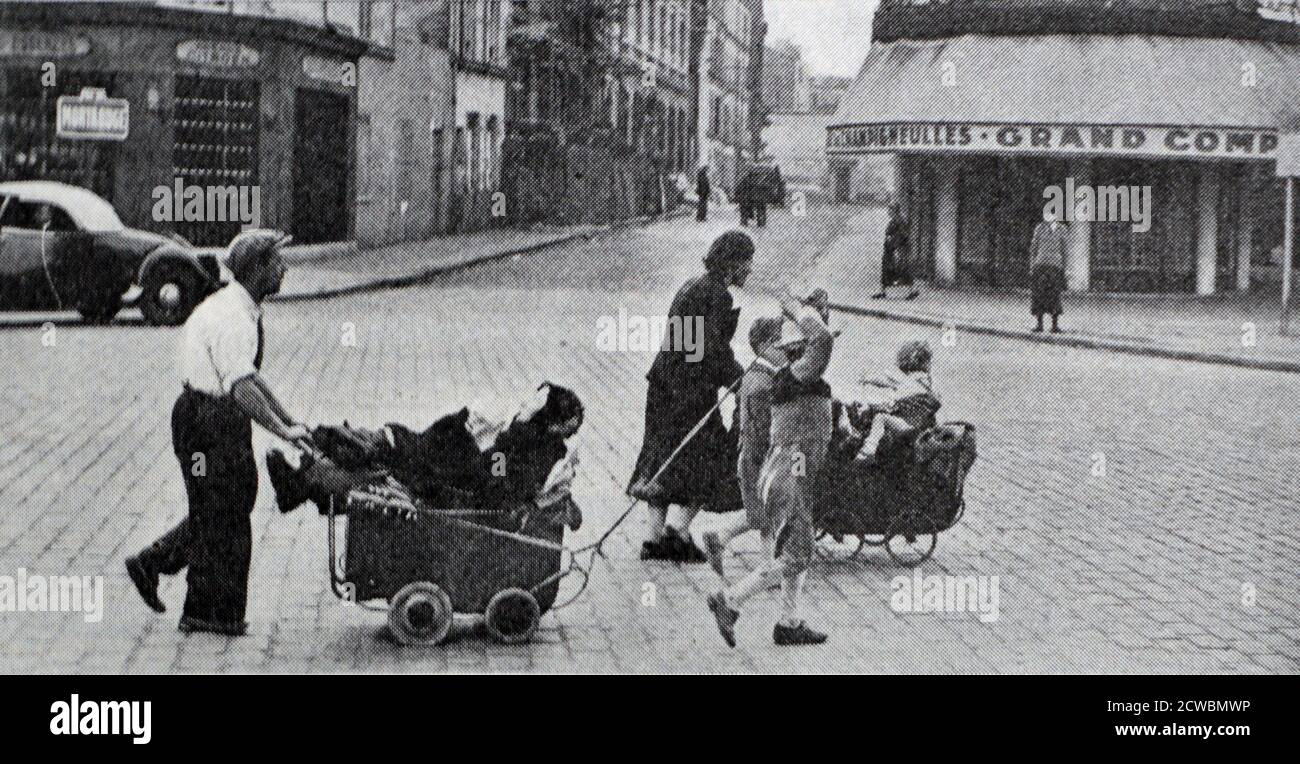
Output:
top-left (831, 33), bottom-right (1300, 155)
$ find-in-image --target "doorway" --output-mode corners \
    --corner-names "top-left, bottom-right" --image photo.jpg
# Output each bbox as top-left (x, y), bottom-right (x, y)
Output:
top-left (293, 88), bottom-right (350, 244)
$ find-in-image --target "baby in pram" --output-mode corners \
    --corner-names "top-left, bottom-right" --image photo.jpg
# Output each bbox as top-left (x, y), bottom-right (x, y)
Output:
top-left (266, 382), bottom-right (584, 528)
top-left (847, 340), bottom-right (940, 465)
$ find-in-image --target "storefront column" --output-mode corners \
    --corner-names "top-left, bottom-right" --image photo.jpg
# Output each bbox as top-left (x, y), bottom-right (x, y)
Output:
top-left (1196, 165), bottom-right (1220, 295)
top-left (934, 156), bottom-right (959, 286)
top-left (1067, 157), bottom-right (1093, 292)
top-left (1237, 167), bottom-right (1255, 292)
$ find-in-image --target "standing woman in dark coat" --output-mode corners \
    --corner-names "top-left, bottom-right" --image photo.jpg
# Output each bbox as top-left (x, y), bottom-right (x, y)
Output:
top-left (873, 202), bottom-right (919, 300)
top-left (629, 230), bottom-right (754, 561)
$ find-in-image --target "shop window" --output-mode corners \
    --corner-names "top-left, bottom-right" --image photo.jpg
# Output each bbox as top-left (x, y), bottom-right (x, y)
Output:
top-left (0, 68), bottom-right (117, 202)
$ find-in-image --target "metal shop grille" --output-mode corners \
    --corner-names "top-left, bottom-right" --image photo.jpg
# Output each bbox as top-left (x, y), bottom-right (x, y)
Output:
top-left (172, 75), bottom-right (259, 247)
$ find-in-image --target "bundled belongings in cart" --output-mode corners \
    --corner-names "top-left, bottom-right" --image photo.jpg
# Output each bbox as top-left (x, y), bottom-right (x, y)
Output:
top-left (814, 392), bottom-right (977, 567)
top-left (272, 383), bottom-right (586, 645)
top-left (267, 381), bottom-right (584, 526)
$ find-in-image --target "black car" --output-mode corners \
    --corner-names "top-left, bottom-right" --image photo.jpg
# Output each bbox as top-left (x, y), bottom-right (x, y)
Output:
top-left (0, 181), bottom-right (222, 325)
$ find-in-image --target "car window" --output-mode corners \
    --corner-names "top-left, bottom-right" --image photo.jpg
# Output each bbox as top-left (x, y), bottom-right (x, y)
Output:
top-left (0, 200), bottom-right (77, 232)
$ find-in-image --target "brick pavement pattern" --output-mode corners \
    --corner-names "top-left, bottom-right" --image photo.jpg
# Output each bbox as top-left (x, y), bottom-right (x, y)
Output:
top-left (0, 205), bottom-right (1297, 674)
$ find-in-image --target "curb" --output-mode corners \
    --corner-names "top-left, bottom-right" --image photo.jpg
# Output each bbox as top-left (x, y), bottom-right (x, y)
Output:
top-left (272, 209), bottom-right (689, 304)
top-left (830, 301), bottom-right (1300, 375)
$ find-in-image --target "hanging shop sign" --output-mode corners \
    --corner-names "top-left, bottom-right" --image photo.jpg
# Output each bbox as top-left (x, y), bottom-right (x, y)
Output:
top-left (176, 39), bottom-right (260, 68)
top-left (0, 29), bottom-right (91, 59)
top-left (827, 122), bottom-right (1282, 161)
top-left (302, 55), bottom-right (349, 84)
top-left (56, 88), bottom-right (129, 141)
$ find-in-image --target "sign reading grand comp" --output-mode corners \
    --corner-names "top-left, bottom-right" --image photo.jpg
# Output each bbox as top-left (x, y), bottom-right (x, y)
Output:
top-left (827, 122), bottom-right (1281, 161)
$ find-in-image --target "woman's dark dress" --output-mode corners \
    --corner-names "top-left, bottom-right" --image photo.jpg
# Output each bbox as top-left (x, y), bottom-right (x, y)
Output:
top-left (627, 272), bottom-right (743, 513)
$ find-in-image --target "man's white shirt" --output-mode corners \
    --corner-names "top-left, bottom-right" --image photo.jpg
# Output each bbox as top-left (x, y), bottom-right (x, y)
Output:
top-left (178, 281), bottom-right (261, 396)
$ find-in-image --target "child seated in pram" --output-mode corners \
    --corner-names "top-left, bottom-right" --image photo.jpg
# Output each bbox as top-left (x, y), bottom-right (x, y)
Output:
top-left (852, 340), bottom-right (939, 465)
top-left (266, 382), bottom-right (584, 528)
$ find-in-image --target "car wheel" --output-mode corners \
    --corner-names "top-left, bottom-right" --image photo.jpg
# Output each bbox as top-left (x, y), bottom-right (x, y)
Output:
top-left (140, 266), bottom-right (199, 326)
top-left (77, 294), bottom-right (122, 324)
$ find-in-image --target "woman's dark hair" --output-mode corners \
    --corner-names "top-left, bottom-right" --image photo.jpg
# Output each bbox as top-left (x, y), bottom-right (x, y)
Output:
top-left (703, 230), bottom-right (755, 274)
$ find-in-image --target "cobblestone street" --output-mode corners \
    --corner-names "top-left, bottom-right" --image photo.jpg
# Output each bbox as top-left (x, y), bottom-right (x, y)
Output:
top-left (1, 205), bottom-right (1297, 674)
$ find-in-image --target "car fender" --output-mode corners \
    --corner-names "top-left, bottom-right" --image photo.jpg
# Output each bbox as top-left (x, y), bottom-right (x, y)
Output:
top-left (137, 247), bottom-right (220, 290)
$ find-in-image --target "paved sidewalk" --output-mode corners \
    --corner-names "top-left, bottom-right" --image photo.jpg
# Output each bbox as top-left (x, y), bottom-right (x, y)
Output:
top-left (276, 211), bottom-right (689, 302)
top-left (804, 207), bottom-right (1300, 374)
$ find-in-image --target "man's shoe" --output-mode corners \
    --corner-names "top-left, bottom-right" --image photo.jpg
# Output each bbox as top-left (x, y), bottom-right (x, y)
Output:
top-left (267, 449), bottom-right (308, 514)
top-left (905, 290), bottom-right (920, 300)
top-left (124, 555), bottom-right (165, 614)
top-left (871, 292), bottom-right (887, 300)
top-left (706, 592), bottom-right (739, 648)
top-left (1051, 325), bottom-right (1062, 334)
top-left (640, 539), bottom-right (674, 561)
top-left (178, 616), bottom-right (248, 637)
top-left (702, 531), bottom-right (726, 578)
top-left (773, 620), bottom-right (828, 646)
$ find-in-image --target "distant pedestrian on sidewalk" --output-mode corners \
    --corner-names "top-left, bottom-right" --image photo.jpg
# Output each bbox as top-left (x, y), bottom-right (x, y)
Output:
top-left (1029, 209), bottom-right (1069, 333)
top-left (125, 230), bottom-right (312, 637)
top-left (873, 202), bottom-right (919, 300)
top-left (696, 166), bottom-right (711, 222)
top-left (629, 231), bottom-right (752, 563)
top-left (707, 287), bottom-right (835, 648)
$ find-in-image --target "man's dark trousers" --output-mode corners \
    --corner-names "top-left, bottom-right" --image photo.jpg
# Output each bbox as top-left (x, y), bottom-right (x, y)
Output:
top-left (696, 195), bottom-right (709, 222)
top-left (139, 387), bottom-right (257, 624)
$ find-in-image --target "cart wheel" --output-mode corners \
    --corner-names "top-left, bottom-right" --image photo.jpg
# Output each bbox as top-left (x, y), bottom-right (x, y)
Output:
top-left (885, 513), bottom-right (938, 567)
top-left (484, 588), bottom-right (541, 644)
top-left (388, 582), bottom-right (454, 646)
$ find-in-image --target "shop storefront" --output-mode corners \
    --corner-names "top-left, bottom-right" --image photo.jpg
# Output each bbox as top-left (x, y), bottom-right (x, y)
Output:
top-left (830, 0), bottom-right (1300, 293)
top-left (0, 2), bottom-right (366, 245)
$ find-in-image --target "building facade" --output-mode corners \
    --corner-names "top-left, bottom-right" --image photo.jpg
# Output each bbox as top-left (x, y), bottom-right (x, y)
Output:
top-left (694, 0), bottom-right (765, 195)
top-left (356, 1), bottom-right (456, 247)
top-left (503, 0), bottom-right (676, 224)
top-left (762, 39), bottom-right (809, 115)
top-left (444, 0), bottom-right (509, 231)
top-left (831, 0), bottom-right (1300, 294)
top-left (0, 0), bottom-right (370, 246)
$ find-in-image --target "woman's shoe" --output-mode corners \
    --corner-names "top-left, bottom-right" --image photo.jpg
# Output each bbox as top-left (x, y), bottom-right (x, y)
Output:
top-left (664, 526), bottom-right (706, 563)
top-left (640, 538), bottom-right (674, 561)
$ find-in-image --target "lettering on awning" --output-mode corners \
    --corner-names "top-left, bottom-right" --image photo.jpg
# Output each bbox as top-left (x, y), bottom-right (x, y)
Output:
top-left (827, 122), bottom-right (1282, 161)
top-left (176, 40), bottom-right (260, 68)
top-left (0, 30), bottom-right (91, 59)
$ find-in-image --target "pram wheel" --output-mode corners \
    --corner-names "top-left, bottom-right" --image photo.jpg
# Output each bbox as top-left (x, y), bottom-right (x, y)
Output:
top-left (484, 588), bottom-right (541, 644)
top-left (885, 512), bottom-right (937, 567)
top-left (388, 582), bottom-right (454, 646)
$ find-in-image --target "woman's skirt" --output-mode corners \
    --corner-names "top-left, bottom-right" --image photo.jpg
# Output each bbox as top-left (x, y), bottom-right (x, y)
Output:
top-left (627, 376), bottom-right (740, 512)
top-left (1030, 263), bottom-right (1066, 317)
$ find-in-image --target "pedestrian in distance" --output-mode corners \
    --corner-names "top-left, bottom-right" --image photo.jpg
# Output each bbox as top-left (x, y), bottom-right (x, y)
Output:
top-left (696, 166), bottom-right (711, 222)
top-left (628, 231), bottom-right (753, 563)
top-left (1029, 208), bottom-right (1069, 333)
top-left (873, 202), bottom-right (919, 300)
top-left (125, 229), bottom-right (312, 637)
